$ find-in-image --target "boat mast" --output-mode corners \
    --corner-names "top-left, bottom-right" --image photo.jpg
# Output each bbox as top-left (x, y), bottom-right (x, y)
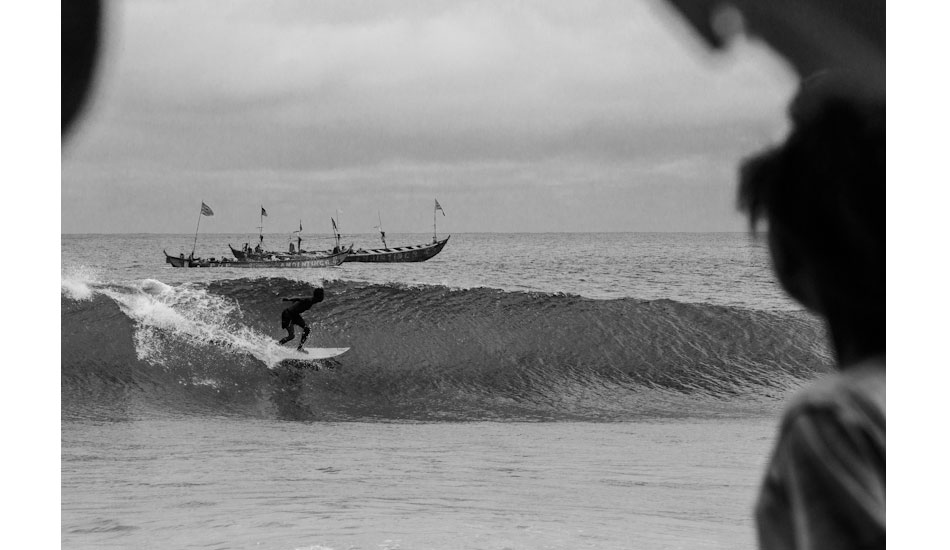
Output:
top-left (331, 217), bottom-right (341, 250)
top-left (378, 211), bottom-right (387, 248)
top-left (432, 199), bottom-right (445, 243)
top-left (191, 203), bottom-right (203, 258)
top-left (258, 205), bottom-right (265, 248)
top-left (297, 220), bottom-right (302, 252)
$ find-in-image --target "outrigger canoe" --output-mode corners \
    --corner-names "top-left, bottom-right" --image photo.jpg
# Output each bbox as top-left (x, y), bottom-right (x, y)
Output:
top-left (228, 244), bottom-right (309, 261)
top-left (231, 236), bottom-right (450, 263)
top-left (340, 236), bottom-right (450, 263)
top-left (164, 248), bottom-right (351, 268)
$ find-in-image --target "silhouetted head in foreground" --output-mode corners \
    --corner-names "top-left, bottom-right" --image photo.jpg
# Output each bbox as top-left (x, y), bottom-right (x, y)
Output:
top-left (739, 90), bottom-right (884, 366)
top-left (63, 0), bottom-right (102, 138)
top-left (313, 288), bottom-right (325, 302)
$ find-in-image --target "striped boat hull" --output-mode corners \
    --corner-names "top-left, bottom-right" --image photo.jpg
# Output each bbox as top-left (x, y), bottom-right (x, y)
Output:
top-left (344, 236), bottom-right (449, 263)
top-left (165, 250), bottom-right (350, 268)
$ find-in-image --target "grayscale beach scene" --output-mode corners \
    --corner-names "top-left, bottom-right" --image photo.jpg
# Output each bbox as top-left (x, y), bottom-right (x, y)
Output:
top-left (61, 1), bottom-right (883, 549)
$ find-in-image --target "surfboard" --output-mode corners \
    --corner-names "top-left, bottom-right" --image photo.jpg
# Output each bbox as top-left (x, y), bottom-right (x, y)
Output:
top-left (278, 347), bottom-right (350, 360)
top-left (273, 347), bottom-right (350, 370)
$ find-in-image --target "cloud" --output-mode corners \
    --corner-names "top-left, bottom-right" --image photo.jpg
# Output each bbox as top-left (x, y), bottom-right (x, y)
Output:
top-left (94, 0), bottom-right (793, 161)
top-left (64, 0), bottom-right (796, 232)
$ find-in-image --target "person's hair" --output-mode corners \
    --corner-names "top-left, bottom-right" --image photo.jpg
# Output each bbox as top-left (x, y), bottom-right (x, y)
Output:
top-left (738, 95), bottom-right (884, 354)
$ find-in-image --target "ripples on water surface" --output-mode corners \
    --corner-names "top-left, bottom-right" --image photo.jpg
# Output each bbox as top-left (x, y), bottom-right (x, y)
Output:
top-left (62, 418), bottom-right (775, 550)
top-left (61, 232), bottom-right (827, 549)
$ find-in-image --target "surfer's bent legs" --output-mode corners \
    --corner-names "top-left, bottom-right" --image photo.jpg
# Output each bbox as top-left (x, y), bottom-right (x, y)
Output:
top-left (298, 323), bottom-right (311, 348)
top-left (279, 311), bottom-right (311, 348)
top-left (278, 324), bottom-right (296, 345)
top-left (279, 311), bottom-right (302, 345)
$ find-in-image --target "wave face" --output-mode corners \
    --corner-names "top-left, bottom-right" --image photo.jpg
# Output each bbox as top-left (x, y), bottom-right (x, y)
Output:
top-left (62, 276), bottom-right (832, 422)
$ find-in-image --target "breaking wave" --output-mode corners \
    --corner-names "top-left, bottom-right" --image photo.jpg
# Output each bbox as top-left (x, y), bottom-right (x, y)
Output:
top-left (61, 275), bottom-right (832, 422)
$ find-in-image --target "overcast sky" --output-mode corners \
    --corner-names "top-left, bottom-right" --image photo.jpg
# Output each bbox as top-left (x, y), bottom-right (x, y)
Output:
top-left (61, 0), bottom-right (797, 234)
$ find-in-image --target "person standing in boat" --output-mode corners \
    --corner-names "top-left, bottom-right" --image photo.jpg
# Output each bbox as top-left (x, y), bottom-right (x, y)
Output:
top-left (277, 287), bottom-right (325, 352)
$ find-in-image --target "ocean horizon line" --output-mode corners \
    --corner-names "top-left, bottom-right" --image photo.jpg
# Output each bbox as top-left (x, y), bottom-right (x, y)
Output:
top-left (62, 230), bottom-right (753, 236)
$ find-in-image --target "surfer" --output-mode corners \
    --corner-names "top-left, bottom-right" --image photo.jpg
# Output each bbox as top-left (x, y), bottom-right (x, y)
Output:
top-left (739, 83), bottom-right (884, 550)
top-left (278, 288), bottom-right (325, 352)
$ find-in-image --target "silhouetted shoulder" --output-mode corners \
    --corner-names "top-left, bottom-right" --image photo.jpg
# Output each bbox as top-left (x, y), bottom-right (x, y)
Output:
top-left (780, 357), bottom-right (885, 430)
top-left (757, 356), bottom-right (885, 550)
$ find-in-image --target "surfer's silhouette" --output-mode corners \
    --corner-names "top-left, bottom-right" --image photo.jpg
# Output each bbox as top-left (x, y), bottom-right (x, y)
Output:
top-left (739, 81), bottom-right (884, 550)
top-left (278, 288), bottom-right (325, 352)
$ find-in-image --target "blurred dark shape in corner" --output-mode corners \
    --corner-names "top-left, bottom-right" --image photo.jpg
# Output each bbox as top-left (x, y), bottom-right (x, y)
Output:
top-left (661, 0), bottom-right (884, 103)
top-left (740, 86), bottom-right (885, 550)
top-left (62, 0), bottom-right (102, 139)
top-left (739, 97), bottom-right (885, 352)
top-left (662, 2), bottom-right (885, 549)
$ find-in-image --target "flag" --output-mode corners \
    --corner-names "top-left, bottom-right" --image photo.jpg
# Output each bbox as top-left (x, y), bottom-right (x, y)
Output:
top-left (299, 220), bottom-right (303, 232)
top-left (261, 206), bottom-right (268, 217)
top-left (331, 218), bottom-right (338, 232)
top-left (435, 199), bottom-right (445, 216)
top-left (200, 202), bottom-right (214, 216)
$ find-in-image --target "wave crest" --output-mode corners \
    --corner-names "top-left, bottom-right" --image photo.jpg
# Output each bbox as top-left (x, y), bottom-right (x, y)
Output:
top-left (62, 277), bottom-right (832, 421)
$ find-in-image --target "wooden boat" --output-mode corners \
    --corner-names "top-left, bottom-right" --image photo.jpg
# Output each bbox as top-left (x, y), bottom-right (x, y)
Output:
top-left (342, 236), bottom-right (450, 263)
top-left (230, 215), bottom-right (354, 261)
top-left (230, 218), bottom-right (320, 261)
top-left (168, 200), bottom-right (216, 267)
top-left (228, 202), bottom-right (450, 263)
top-left (164, 252), bottom-right (201, 268)
top-left (229, 243), bottom-right (323, 261)
top-left (229, 244), bottom-right (250, 260)
top-left (328, 203), bottom-right (450, 262)
top-left (164, 248), bottom-right (351, 268)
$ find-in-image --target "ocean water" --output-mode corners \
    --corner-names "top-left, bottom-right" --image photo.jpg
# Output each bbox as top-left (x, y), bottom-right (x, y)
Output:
top-left (61, 232), bottom-right (832, 549)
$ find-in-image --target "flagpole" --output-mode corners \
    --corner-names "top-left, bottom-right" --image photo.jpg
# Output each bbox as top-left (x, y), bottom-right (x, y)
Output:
top-left (433, 200), bottom-right (437, 243)
top-left (335, 209), bottom-right (342, 249)
top-left (259, 206), bottom-right (264, 248)
top-left (191, 202), bottom-right (203, 258)
top-left (378, 211), bottom-right (386, 248)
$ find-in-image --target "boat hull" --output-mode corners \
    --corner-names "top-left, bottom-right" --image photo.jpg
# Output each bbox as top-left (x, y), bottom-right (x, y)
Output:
top-left (229, 245), bottom-right (249, 260)
top-left (229, 244), bottom-right (324, 261)
top-left (164, 251), bottom-right (200, 267)
top-left (343, 236), bottom-right (450, 263)
top-left (165, 250), bottom-right (350, 268)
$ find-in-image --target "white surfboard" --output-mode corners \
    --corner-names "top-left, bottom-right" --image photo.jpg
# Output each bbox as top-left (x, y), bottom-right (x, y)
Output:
top-left (275, 346), bottom-right (350, 361)
top-left (270, 347), bottom-right (350, 371)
